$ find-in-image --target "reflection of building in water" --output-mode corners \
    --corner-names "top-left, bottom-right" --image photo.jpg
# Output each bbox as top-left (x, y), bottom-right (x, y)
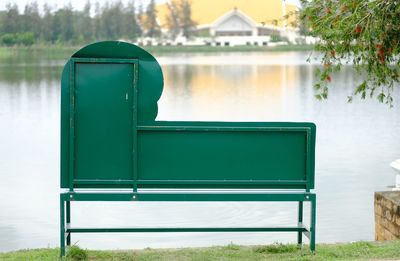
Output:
top-left (153, 0), bottom-right (300, 46)
top-left (160, 61), bottom-right (299, 121)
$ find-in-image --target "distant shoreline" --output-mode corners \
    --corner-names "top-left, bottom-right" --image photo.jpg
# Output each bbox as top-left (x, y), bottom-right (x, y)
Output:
top-left (136, 44), bottom-right (314, 54)
top-left (0, 44), bottom-right (314, 60)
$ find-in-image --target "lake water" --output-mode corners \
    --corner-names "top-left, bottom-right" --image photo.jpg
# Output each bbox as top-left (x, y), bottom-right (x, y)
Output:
top-left (0, 51), bottom-right (399, 252)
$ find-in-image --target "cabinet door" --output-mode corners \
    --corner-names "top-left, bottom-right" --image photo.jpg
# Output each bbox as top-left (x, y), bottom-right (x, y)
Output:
top-left (74, 62), bottom-right (134, 183)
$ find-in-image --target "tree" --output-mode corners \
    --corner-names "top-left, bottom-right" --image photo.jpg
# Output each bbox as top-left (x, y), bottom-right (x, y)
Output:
top-left (0, 12), bottom-right (4, 35)
top-left (178, 0), bottom-right (196, 39)
top-left (81, 1), bottom-right (93, 42)
top-left (125, 0), bottom-right (142, 41)
top-left (93, 1), bottom-right (102, 40)
top-left (100, 1), bottom-right (125, 40)
top-left (144, 0), bottom-right (161, 38)
top-left (58, 4), bottom-right (75, 43)
top-left (23, 1), bottom-right (41, 40)
top-left (165, 1), bottom-right (180, 40)
top-left (3, 3), bottom-right (21, 34)
top-left (51, 8), bottom-right (62, 43)
top-left (165, 0), bottom-right (196, 40)
top-left (42, 3), bottom-right (54, 42)
top-left (137, 0), bottom-right (144, 25)
top-left (301, 0), bottom-right (400, 105)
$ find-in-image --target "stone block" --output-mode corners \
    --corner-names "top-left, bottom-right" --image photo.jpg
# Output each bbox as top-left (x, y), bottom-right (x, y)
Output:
top-left (384, 209), bottom-right (393, 221)
top-left (375, 204), bottom-right (383, 216)
top-left (374, 191), bottom-right (400, 240)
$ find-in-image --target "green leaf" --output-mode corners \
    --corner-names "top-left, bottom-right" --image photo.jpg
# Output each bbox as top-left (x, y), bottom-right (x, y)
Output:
top-left (354, 82), bottom-right (366, 95)
top-left (377, 92), bottom-right (385, 103)
top-left (347, 96), bottom-right (353, 103)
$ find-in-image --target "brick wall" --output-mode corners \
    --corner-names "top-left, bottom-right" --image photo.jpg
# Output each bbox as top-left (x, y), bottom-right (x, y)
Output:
top-left (374, 191), bottom-right (400, 240)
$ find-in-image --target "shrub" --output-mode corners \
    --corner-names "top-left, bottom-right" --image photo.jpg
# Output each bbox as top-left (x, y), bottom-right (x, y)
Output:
top-left (1, 34), bottom-right (17, 46)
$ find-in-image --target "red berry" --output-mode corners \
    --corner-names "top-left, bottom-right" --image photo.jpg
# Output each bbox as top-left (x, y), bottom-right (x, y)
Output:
top-left (326, 75), bottom-right (332, 82)
top-left (378, 50), bottom-right (385, 64)
top-left (355, 25), bottom-right (362, 33)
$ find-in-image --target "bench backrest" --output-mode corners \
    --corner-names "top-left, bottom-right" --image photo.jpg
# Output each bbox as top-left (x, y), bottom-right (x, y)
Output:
top-left (60, 41), bottom-right (316, 190)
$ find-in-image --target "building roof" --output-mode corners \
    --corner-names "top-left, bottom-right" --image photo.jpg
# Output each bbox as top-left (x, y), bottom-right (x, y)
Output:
top-left (157, 0), bottom-right (298, 28)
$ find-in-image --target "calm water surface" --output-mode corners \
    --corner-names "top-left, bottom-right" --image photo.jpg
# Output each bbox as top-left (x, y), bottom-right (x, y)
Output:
top-left (0, 51), bottom-right (399, 252)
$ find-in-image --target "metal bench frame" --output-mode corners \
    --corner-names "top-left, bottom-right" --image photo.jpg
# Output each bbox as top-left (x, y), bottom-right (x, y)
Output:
top-left (60, 191), bottom-right (316, 256)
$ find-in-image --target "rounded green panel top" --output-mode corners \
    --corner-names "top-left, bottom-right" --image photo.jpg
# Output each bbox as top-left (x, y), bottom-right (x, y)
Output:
top-left (62, 41), bottom-right (164, 124)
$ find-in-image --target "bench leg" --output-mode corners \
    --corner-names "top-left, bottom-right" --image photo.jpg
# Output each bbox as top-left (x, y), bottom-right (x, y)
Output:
top-left (66, 201), bottom-right (71, 246)
top-left (297, 201), bottom-right (303, 246)
top-left (310, 195), bottom-right (316, 252)
top-left (60, 195), bottom-right (66, 257)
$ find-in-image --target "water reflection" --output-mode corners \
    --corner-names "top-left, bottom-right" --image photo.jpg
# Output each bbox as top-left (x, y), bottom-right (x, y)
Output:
top-left (0, 63), bottom-right (63, 84)
top-left (159, 65), bottom-right (292, 120)
top-left (0, 52), bottom-right (399, 252)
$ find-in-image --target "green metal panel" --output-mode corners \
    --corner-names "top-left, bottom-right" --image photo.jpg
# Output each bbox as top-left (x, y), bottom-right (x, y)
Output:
top-left (60, 41), bottom-right (316, 190)
top-left (138, 127), bottom-right (309, 189)
top-left (61, 41), bottom-right (162, 188)
top-left (71, 41), bottom-right (163, 125)
top-left (138, 121), bottom-right (316, 189)
top-left (73, 60), bottom-right (135, 182)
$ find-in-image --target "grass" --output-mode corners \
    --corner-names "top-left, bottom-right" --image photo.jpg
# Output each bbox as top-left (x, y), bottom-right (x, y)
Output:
top-left (1, 240), bottom-right (400, 261)
top-left (0, 45), bottom-right (77, 60)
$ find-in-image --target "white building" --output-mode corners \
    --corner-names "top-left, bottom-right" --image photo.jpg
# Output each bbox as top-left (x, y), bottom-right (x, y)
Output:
top-left (197, 8), bottom-right (291, 46)
top-left (155, 0), bottom-right (300, 46)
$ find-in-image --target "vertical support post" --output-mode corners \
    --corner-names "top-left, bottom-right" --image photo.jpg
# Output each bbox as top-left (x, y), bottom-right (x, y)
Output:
top-left (66, 200), bottom-right (71, 246)
top-left (297, 201), bottom-right (303, 246)
top-left (60, 195), bottom-right (66, 257)
top-left (68, 61), bottom-right (75, 192)
top-left (132, 62), bottom-right (138, 193)
top-left (310, 194), bottom-right (316, 252)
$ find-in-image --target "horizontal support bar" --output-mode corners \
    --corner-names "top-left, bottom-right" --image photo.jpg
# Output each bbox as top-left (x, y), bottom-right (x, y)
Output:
top-left (68, 227), bottom-right (308, 233)
top-left (138, 126), bottom-right (311, 133)
top-left (71, 179), bottom-right (307, 189)
top-left (72, 58), bottom-right (138, 64)
top-left (137, 180), bottom-right (306, 185)
top-left (74, 179), bottom-right (134, 185)
top-left (61, 192), bottom-right (314, 202)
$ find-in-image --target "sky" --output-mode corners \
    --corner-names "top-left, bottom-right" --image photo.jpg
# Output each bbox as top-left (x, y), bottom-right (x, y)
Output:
top-left (0, 0), bottom-right (302, 12)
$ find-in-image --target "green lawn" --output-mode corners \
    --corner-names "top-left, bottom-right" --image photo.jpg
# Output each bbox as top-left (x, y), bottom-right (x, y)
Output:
top-left (1, 241), bottom-right (400, 261)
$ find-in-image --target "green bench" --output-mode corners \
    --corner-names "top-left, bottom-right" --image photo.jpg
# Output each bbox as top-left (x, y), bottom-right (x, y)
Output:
top-left (60, 41), bottom-right (317, 257)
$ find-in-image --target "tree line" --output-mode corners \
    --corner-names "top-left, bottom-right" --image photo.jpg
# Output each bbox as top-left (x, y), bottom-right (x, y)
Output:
top-left (0, 0), bottom-right (196, 46)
